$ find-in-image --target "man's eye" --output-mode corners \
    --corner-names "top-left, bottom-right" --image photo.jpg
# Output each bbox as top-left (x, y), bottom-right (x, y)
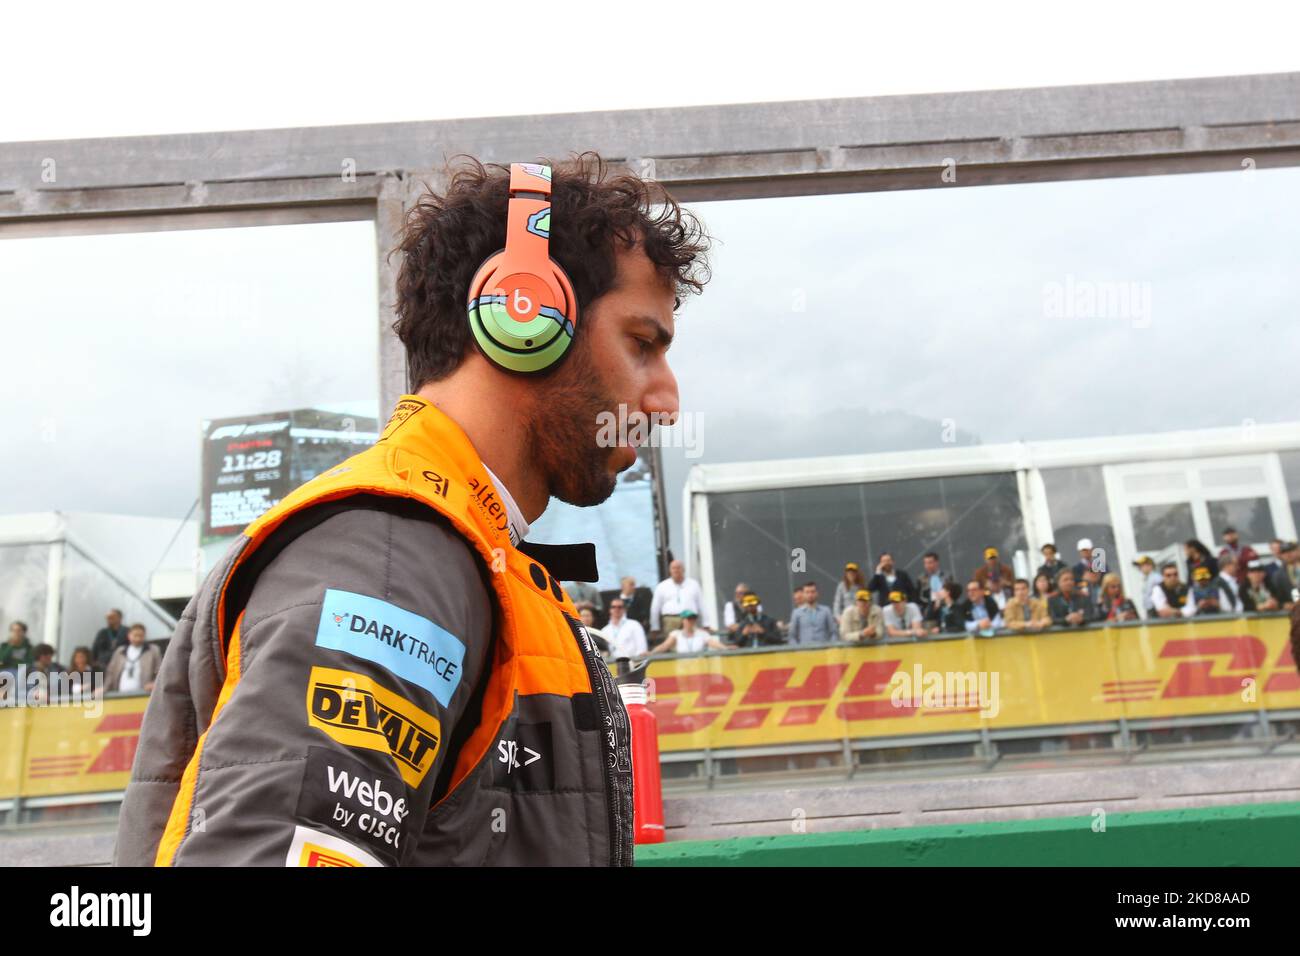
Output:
top-left (634, 337), bottom-right (652, 354)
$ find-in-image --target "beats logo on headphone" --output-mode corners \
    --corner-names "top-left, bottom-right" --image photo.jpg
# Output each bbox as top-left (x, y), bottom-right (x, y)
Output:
top-left (466, 163), bottom-right (578, 375)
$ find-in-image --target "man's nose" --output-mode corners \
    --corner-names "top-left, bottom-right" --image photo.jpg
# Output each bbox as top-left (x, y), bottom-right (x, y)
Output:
top-left (642, 359), bottom-right (680, 428)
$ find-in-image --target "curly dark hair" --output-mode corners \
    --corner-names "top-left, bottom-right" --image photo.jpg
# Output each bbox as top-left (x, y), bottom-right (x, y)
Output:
top-left (393, 152), bottom-right (711, 389)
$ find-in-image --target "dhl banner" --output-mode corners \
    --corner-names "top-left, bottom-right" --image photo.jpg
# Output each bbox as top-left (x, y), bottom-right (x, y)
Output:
top-left (0, 696), bottom-right (149, 800)
top-left (1, 616), bottom-right (1295, 800)
top-left (642, 616), bottom-right (1300, 752)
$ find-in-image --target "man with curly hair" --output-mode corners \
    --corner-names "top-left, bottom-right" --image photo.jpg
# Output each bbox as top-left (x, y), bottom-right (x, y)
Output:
top-left (116, 155), bottom-right (710, 867)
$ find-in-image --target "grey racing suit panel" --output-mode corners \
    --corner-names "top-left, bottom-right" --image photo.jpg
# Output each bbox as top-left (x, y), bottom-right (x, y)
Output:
top-left (127, 499), bottom-right (493, 866)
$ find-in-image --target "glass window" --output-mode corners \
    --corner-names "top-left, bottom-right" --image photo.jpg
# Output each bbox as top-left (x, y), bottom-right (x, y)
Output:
top-left (1041, 466), bottom-right (1119, 576)
top-left (1206, 497), bottom-right (1275, 546)
top-left (1130, 503), bottom-right (1196, 556)
top-left (706, 472), bottom-right (1025, 617)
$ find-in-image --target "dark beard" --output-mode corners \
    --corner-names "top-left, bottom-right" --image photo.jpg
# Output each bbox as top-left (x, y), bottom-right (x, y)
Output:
top-left (526, 340), bottom-right (622, 507)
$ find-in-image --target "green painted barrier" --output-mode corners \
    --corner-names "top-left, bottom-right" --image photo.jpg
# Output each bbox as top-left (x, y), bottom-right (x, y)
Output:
top-left (635, 801), bottom-right (1300, 866)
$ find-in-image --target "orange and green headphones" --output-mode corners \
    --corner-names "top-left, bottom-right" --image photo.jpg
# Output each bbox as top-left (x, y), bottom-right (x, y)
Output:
top-left (466, 163), bottom-right (578, 375)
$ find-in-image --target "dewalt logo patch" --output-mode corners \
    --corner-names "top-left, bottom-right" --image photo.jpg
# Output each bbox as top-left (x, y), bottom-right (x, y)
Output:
top-left (305, 667), bottom-right (442, 788)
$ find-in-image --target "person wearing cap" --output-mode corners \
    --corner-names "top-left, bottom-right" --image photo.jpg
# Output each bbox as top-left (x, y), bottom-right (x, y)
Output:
top-left (1035, 544), bottom-right (1066, 593)
top-left (788, 582), bottom-right (838, 646)
top-left (1048, 568), bottom-right (1096, 627)
top-left (1003, 578), bottom-right (1051, 632)
top-left (883, 589), bottom-right (927, 639)
top-left (832, 563), bottom-right (867, 620)
top-left (651, 609), bottom-right (731, 654)
top-left (732, 593), bottom-right (780, 649)
top-left (1132, 555), bottom-right (1160, 614)
top-left (1184, 564), bottom-right (1233, 617)
top-left (972, 547), bottom-right (1014, 600)
top-left (1276, 542), bottom-right (1300, 607)
top-left (1150, 562), bottom-right (1189, 618)
top-left (723, 581), bottom-right (759, 640)
top-left (1071, 538), bottom-right (1097, 582)
top-left (840, 588), bottom-right (884, 643)
top-left (1218, 527), bottom-right (1258, 569)
top-left (958, 581), bottom-right (1004, 636)
top-left (600, 595), bottom-right (648, 660)
top-left (1243, 558), bottom-right (1289, 612)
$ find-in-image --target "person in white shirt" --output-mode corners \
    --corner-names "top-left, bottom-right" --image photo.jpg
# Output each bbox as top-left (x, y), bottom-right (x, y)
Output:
top-left (651, 609), bottom-right (729, 655)
top-left (650, 560), bottom-right (709, 638)
top-left (601, 596), bottom-right (648, 660)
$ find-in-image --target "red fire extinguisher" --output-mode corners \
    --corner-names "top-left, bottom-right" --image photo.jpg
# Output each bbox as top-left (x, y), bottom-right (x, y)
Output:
top-left (618, 680), bottom-right (664, 844)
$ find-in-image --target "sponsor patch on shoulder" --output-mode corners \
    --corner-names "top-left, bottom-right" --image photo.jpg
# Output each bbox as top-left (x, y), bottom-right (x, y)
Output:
top-left (306, 666), bottom-right (442, 788)
top-left (316, 588), bottom-right (465, 706)
top-left (285, 824), bottom-right (385, 867)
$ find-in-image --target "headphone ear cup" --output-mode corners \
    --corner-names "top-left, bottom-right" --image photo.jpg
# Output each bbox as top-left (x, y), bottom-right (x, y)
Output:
top-left (466, 254), bottom-right (578, 375)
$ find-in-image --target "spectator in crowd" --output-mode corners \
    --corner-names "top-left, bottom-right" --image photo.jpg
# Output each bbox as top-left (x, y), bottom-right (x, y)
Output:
top-left (868, 552), bottom-right (916, 607)
top-left (787, 582), bottom-right (838, 645)
top-left (1218, 526), bottom-right (1258, 569)
top-left (1184, 566), bottom-right (1232, 617)
top-left (1003, 578), bottom-right (1051, 632)
top-left (1036, 544), bottom-right (1067, 590)
top-left (565, 582), bottom-right (603, 625)
top-left (1049, 569), bottom-right (1095, 627)
top-left (918, 552), bottom-right (952, 615)
top-left (1032, 572), bottom-right (1055, 605)
top-left (613, 576), bottom-right (652, 631)
top-left (723, 582), bottom-right (763, 642)
top-left (840, 588), bottom-right (884, 643)
top-left (1098, 573), bottom-right (1139, 622)
top-left (1071, 538), bottom-right (1096, 581)
top-left (576, 604), bottom-right (611, 654)
top-left (1077, 566), bottom-right (1105, 612)
top-left (92, 608), bottom-right (131, 671)
top-left (972, 547), bottom-right (1014, 599)
top-left (1, 621), bottom-right (34, 669)
top-left (925, 581), bottom-right (966, 634)
top-left (65, 646), bottom-right (95, 698)
top-left (832, 563), bottom-right (867, 620)
top-left (959, 581), bottom-right (1003, 636)
top-left (1275, 542), bottom-right (1300, 606)
top-left (1216, 557), bottom-right (1245, 614)
top-left (652, 609), bottom-right (730, 654)
top-left (1265, 539), bottom-right (1286, 577)
top-left (1132, 555), bottom-right (1160, 614)
top-left (600, 597), bottom-right (648, 660)
top-left (1184, 539), bottom-right (1220, 582)
top-left (883, 590), bottom-right (927, 639)
top-left (105, 624), bottom-right (162, 694)
top-left (650, 559), bottom-right (709, 640)
top-left (27, 644), bottom-right (62, 704)
top-left (1150, 562), bottom-right (1189, 618)
top-left (1244, 559), bottom-right (1289, 612)
top-left (732, 593), bottom-right (781, 648)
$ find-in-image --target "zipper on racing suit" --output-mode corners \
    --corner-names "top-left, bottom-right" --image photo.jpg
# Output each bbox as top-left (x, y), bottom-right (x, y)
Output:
top-left (562, 611), bottom-right (634, 866)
